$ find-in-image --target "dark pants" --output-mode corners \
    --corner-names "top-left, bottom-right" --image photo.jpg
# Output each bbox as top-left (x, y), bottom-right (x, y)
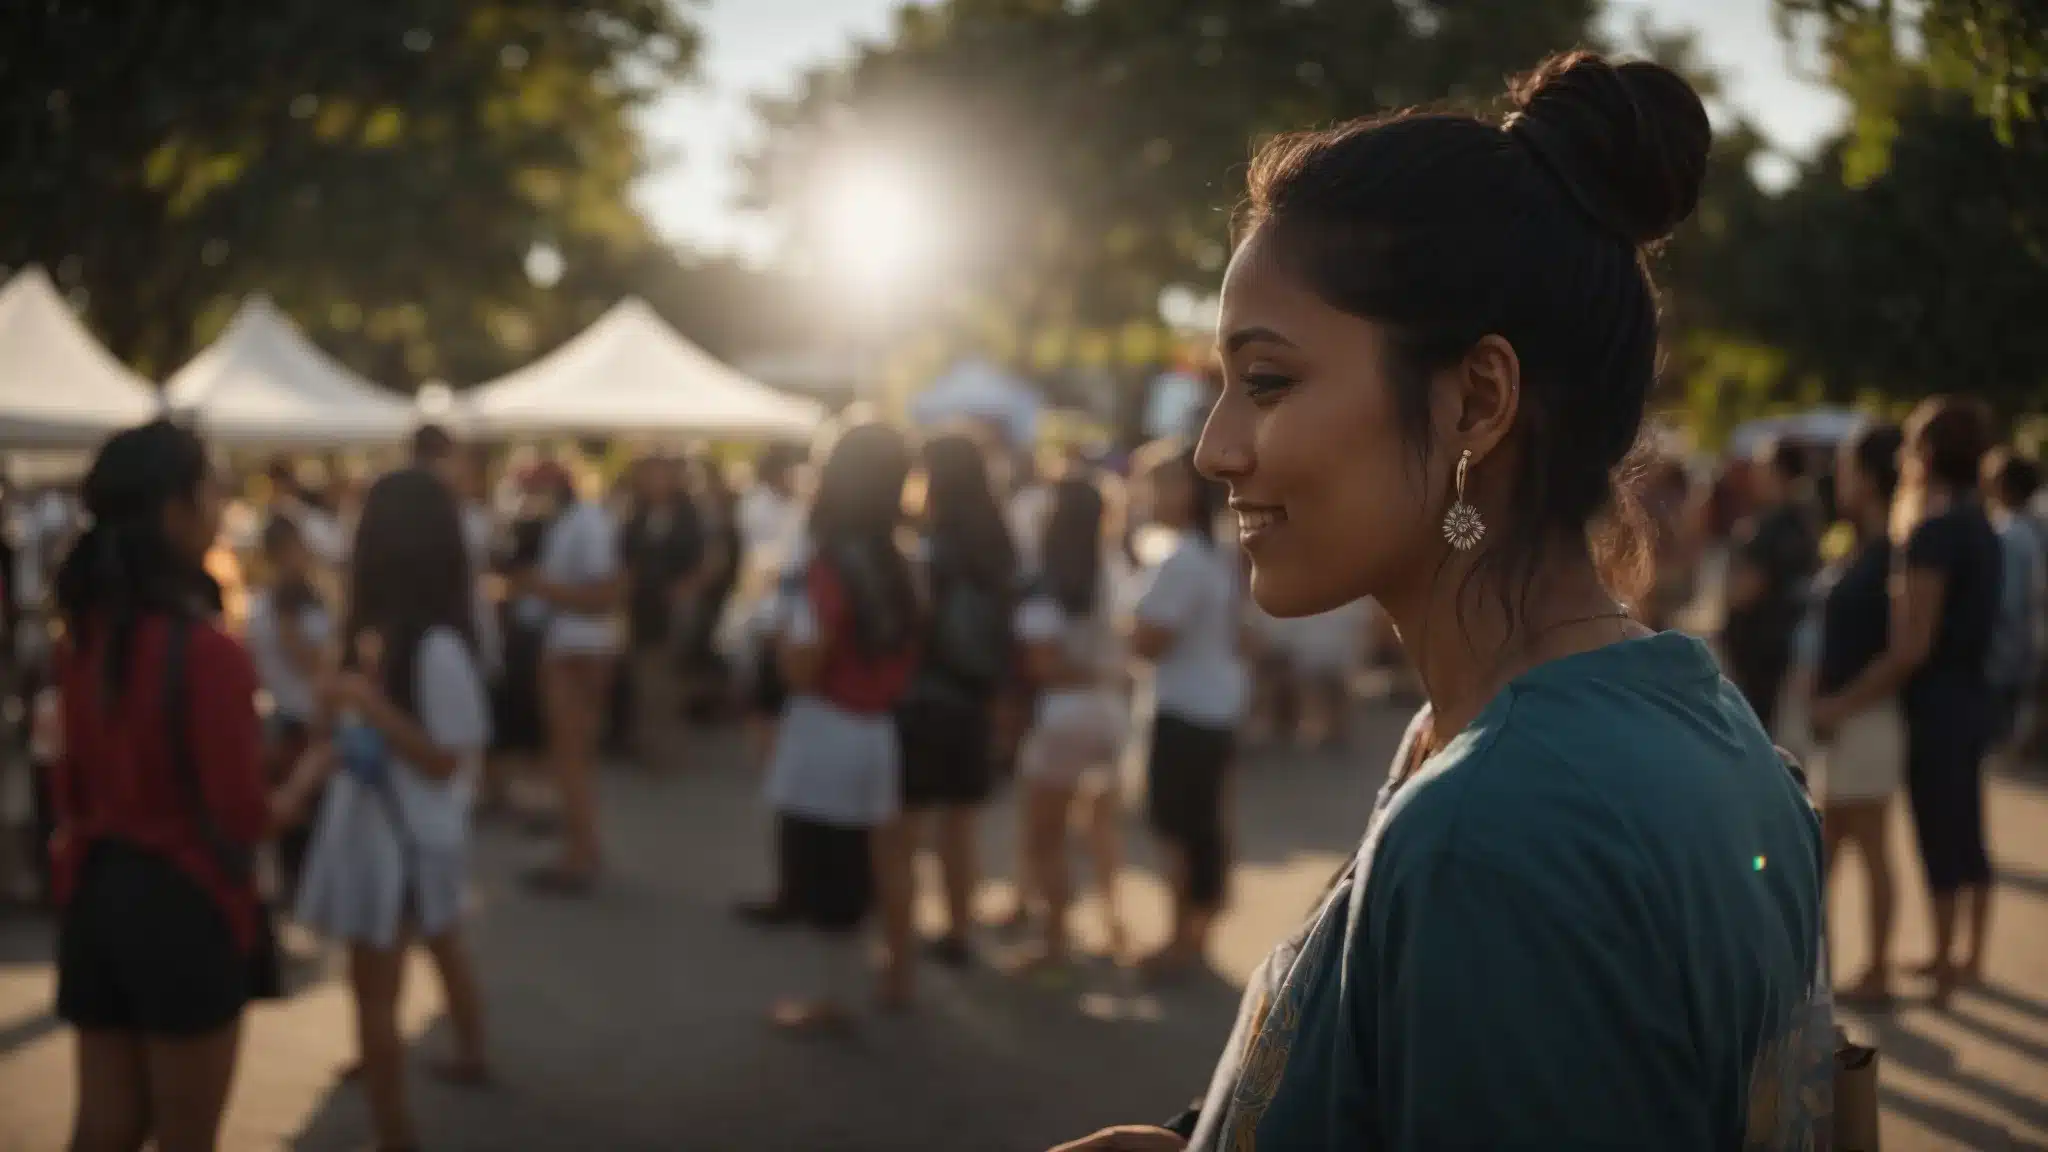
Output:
top-left (1146, 714), bottom-right (1235, 909)
top-left (1906, 712), bottom-right (1993, 893)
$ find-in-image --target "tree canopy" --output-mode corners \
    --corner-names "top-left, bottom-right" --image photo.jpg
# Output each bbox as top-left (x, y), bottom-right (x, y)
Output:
top-left (2, 1), bottom-right (697, 385)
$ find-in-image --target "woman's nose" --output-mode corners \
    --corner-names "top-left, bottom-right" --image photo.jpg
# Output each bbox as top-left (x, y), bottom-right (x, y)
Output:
top-left (1194, 397), bottom-right (1253, 481)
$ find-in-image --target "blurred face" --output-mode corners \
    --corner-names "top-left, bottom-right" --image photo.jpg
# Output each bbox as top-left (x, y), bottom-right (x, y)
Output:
top-left (1196, 226), bottom-right (1438, 617)
top-left (162, 468), bottom-right (224, 564)
top-left (1900, 425), bottom-right (1932, 494)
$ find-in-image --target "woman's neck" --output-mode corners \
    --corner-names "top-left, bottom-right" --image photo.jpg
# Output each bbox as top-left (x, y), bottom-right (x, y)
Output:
top-left (1383, 542), bottom-right (1644, 755)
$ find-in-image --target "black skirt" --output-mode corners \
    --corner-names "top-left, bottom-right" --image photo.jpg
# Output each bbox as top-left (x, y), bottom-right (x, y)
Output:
top-left (897, 695), bottom-right (994, 809)
top-left (58, 842), bottom-right (249, 1036)
top-left (779, 814), bottom-right (874, 933)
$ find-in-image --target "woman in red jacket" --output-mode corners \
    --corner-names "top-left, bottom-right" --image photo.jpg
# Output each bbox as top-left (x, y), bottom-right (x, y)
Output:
top-left (51, 420), bottom-right (325, 1152)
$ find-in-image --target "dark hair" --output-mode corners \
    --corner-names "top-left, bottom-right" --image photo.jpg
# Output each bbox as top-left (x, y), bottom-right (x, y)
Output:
top-left (1987, 448), bottom-right (2042, 509)
top-left (756, 442), bottom-right (806, 492)
top-left (411, 423), bottom-right (456, 465)
top-left (343, 467), bottom-right (475, 718)
top-left (922, 434), bottom-right (1018, 589)
top-left (1238, 50), bottom-right (1709, 619)
top-left (808, 421), bottom-right (918, 656)
top-left (1138, 438), bottom-right (1226, 547)
top-left (1040, 476), bottom-right (1106, 617)
top-left (1767, 438), bottom-right (1807, 483)
top-left (55, 420), bottom-right (215, 704)
top-left (1907, 395), bottom-right (1994, 491)
top-left (261, 513), bottom-right (303, 557)
top-left (1848, 421), bottom-right (1904, 509)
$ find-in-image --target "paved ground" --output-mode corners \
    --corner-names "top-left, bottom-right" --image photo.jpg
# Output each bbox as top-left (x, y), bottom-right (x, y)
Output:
top-left (0, 698), bottom-right (2044, 1150)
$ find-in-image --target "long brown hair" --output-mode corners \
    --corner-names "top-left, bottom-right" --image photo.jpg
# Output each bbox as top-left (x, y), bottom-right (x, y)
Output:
top-left (343, 467), bottom-right (476, 716)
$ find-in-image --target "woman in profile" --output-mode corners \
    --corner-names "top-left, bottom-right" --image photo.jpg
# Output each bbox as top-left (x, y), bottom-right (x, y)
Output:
top-left (1804, 421), bottom-right (1907, 1004)
top-left (1057, 51), bottom-right (1827, 1151)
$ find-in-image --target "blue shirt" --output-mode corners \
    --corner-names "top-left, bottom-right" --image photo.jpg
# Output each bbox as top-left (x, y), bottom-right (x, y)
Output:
top-left (1189, 633), bottom-right (1830, 1151)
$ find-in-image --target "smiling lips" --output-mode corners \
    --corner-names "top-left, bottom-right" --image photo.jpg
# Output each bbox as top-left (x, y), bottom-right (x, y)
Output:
top-left (1232, 502), bottom-right (1287, 546)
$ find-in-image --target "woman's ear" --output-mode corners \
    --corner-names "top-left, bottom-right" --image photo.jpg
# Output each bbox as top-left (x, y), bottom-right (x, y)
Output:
top-left (1453, 334), bottom-right (1521, 464)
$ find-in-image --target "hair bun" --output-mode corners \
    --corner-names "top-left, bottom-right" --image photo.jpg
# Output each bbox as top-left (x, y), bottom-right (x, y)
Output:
top-left (1506, 51), bottom-right (1710, 247)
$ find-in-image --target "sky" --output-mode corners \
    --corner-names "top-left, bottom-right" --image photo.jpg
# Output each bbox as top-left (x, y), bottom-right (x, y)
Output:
top-left (637, 0), bottom-right (1849, 259)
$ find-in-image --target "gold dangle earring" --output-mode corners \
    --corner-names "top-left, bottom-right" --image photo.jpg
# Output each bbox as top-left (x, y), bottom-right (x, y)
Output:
top-left (1442, 449), bottom-right (1485, 551)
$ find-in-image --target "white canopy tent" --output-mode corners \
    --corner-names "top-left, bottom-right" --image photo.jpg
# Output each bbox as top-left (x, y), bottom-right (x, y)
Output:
top-left (462, 298), bottom-right (825, 439)
top-left (164, 297), bottom-right (419, 446)
top-left (908, 358), bottom-right (1043, 446)
top-left (0, 266), bottom-right (162, 447)
top-left (1728, 408), bottom-right (1867, 457)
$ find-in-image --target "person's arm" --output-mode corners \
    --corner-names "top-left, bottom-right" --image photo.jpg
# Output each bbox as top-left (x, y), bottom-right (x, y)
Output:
top-left (1017, 598), bottom-right (1087, 688)
top-left (325, 634), bottom-right (486, 782)
top-left (1814, 525), bottom-right (1949, 727)
top-left (1369, 845), bottom-right (1681, 1148)
top-left (1131, 550), bottom-right (1199, 661)
top-left (188, 633), bottom-right (275, 841)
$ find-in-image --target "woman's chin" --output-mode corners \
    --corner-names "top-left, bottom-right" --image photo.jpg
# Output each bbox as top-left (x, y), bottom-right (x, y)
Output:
top-left (1248, 566), bottom-right (1347, 619)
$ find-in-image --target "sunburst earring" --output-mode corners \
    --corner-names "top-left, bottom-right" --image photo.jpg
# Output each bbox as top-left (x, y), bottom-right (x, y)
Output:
top-left (1442, 449), bottom-right (1485, 551)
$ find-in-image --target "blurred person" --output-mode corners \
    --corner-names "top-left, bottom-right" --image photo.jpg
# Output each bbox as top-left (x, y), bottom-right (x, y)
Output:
top-left (1814, 396), bottom-right (2003, 998)
top-left (1723, 438), bottom-right (1819, 735)
top-left (618, 454), bottom-right (704, 762)
top-left (728, 443), bottom-right (811, 926)
top-left (679, 450), bottom-right (740, 717)
top-left (243, 516), bottom-right (333, 899)
top-left (414, 425), bottom-right (502, 680)
top-left (895, 434), bottom-right (1018, 970)
top-left (1062, 53), bottom-right (1828, 1152)
top-left (1128, 440), bottom-right (1245, 983)
top-left (264, 457), bottom-right (347, 570)
top-left (734, 442), bottom-right (809, 758)
top-left (295, 468), bottom-right (494, 1149)
top-left (511, 457), bottom-right (623, 894)
top-left (1639, 456), bottom-right (1702, 632)
top-left (1265, 600), bottom-right (1375, 750)
top-left (1011, 474), bottom-right (1130, 969)
top-left (1982, 447), bottom-right (2044, 753)
top-left (483, 464), bottom-right (564, 815)
top-left (763, 422), bottom-right (920, 1028)
top-left (51, 421), bottom-right (326, 1152)
top-left (1804, 423), bottom-right (1908, 1004)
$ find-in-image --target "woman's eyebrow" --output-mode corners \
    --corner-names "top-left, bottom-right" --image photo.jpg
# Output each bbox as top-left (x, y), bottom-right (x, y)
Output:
top-left (1223, 326), bottom-right (1298, 354)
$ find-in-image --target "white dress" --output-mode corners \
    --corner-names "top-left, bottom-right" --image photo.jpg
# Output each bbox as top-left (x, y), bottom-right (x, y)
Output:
top-left (295, 629), bottom-right (491, 947)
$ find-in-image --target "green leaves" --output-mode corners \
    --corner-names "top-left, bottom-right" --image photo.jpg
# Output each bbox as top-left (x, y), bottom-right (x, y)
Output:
top-left (0, 1), bottom-right (699, 389)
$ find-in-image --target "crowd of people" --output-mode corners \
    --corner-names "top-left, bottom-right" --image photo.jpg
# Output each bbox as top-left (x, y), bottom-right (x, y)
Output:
top-left (0, 47), bottom-right (2034, 1152)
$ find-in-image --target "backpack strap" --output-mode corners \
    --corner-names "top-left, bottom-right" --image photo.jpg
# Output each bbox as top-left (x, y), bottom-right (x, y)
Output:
top-left (163, 616), bottom-right (253, 885)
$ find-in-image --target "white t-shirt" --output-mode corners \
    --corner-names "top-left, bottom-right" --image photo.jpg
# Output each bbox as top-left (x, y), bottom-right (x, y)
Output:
top-left (739, 486), bottom-right (802, 560)
top-left (539, 501), bottom-right (621, 654)
top-left (1008, 483), bottom-right (1054, 571)
top-left (1134, 531), bottom-right (1247, 726)
top-left (1018, 573), bottom-right (1128, 736)
top-left (243, 589), bottom-right (331, 721)
top-left (389, 627), bottom-right (492, 850)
